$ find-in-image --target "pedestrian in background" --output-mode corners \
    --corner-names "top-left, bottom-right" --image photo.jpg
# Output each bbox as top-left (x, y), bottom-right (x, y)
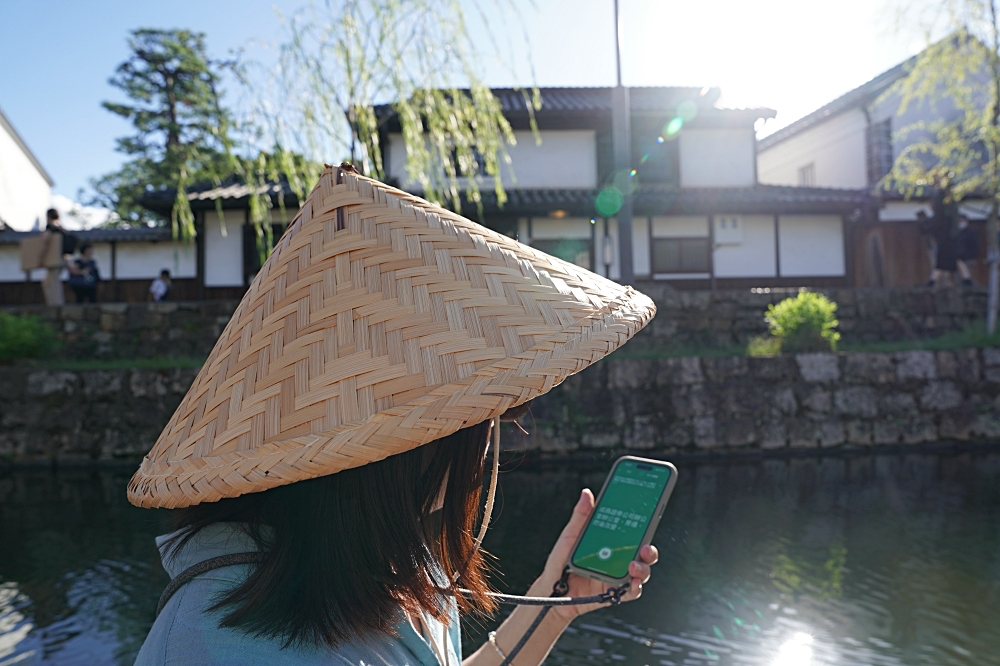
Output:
top-left (68, 243), bottom-right (100, 303)
top-left (916, 210), bottom-right (937, 284)
top-left (927, 187), bottom-right (959, 287)
top-left (955, 214), bottom-right (979, 287)
top-left (148, 269), bottom-right (171, 302)
top-left (41, 208), bottom-right (75, 305)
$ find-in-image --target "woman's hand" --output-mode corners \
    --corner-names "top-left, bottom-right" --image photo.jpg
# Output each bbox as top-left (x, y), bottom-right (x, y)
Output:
top-left (528, 488), bottom-right (658, 623)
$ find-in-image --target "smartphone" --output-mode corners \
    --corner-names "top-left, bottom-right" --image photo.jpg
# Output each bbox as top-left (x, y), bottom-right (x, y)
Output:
top-left (567, 456), bottom-right (677, 585)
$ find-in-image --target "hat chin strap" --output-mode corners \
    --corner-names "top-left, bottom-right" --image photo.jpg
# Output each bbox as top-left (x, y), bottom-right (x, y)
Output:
top-left (472, 419), bottom-right (501, 554)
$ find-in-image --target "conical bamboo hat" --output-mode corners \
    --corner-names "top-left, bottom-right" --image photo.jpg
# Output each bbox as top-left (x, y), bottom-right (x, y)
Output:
top-left (128, 165), bottom-right (655, 508)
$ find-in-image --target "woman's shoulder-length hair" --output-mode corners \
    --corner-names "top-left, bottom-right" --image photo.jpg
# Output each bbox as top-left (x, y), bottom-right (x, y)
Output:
top-left (164, 419), bottom-right (496, 648)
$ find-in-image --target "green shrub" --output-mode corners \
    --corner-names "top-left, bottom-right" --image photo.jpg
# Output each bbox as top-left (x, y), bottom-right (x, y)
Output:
top-left (765, 292), bottom-right (840, 353)
top-left (0, 312), bottom-right (59, 361)
top-left (747, 335), bottom-right (782, 357)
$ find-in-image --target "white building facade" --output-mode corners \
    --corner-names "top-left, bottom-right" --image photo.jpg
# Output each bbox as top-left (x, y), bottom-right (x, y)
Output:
top-left (0, 107), bottom-right (53, 231)
top-left (1, 86), bottom-right (876, 304)
top-left (756, 50), bottom-right (994, 286)
top-left (380, 86), bottom-right (869, 290)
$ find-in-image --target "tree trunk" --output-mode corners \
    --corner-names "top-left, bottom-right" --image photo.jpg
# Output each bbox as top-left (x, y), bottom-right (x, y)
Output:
top-left (989, 201), bottom-right (999, 333)
top-left (989, 1), bottom-right (1000, 333)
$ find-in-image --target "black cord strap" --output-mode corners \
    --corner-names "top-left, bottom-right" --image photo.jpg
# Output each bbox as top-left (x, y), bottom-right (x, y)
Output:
top-left (491, 568), bottom-right (629, 666)
top-left (156, 552), bottom-right (264, 617)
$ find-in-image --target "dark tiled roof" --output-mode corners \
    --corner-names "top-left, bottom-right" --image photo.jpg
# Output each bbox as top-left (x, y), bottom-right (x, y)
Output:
top-left (140, 181), bottom-right (871, 225)
top-left (141, 178), bottom-right (299, 214)
top-left (374, 86), bottom-right (775, 120)
top-left (470, 184), bottom-right (874, 218)
top-left (0, 226), bottom-right (174, 245)
top-left (757, 60), bottom-right (911, 151)
top-left (488, 86), bottom-right (717, 114)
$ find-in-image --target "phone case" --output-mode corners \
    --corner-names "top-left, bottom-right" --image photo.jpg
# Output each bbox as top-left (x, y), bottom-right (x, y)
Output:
top-left (565, 455), bottom-right (678, 586)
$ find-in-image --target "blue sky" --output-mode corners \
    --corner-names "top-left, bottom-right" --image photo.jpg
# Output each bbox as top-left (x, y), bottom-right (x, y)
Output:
top-left (0, 0), bottom-right (924, 203)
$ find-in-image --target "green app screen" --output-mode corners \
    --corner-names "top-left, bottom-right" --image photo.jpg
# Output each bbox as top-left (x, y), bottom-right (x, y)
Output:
top-left (571, 460), bottom-right (671, 579)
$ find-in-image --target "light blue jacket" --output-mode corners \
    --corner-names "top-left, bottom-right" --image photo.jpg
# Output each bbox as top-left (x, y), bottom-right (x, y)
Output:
top-left (134, 523), bottom-right (461, 665)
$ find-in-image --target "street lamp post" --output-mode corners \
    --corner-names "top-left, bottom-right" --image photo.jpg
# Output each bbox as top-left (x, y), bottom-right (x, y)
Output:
top-left (612, 0), bottom-right (635, 284)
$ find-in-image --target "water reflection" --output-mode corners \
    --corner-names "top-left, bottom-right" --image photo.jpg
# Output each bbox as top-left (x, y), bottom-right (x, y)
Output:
top-left (772, 632), bottom-right (813, 666)
top-left (0, 470), bottom-right (168, 665)
top-left (0, 452), bottom-right (999, 664)
top-left (474, 453), bottom-right (1000, 665)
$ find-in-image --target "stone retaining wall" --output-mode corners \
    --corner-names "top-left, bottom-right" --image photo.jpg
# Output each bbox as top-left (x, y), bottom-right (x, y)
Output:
top-left (2, 349), bottom-right (999, 463)
top-left (512, 348), bottom-right (1000, 453)
top-left (0, 367), bottom-right (198, 462)
top-left (1, 286), bottom-right (988, 360)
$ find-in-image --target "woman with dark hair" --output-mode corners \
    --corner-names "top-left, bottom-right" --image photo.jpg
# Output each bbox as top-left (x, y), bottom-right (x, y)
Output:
top-left (68, 243), bottom-right (100, 303)
top-left (130, 166), bottom-right (658, 665)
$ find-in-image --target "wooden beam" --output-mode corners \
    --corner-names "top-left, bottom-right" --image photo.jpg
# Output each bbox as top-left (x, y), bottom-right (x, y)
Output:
top-left (196, 211), bottom-right (206, 300)
top-left (111, 240), bottom-right (119, 301)
top-left (774, 215), bottom-right (781, 278)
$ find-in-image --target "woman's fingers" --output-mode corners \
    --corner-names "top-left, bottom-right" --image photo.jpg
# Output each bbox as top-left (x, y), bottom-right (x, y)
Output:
top-left (639, 544), bottom-right (659, 565)
top-left (544, 489), bottom-right (595, 572)
top-left (619, 546), bottom-right (657, 603)
top-left (562, 489), bottom-right (595, 539)
top-left (628, 560), bottom-right (651, 584)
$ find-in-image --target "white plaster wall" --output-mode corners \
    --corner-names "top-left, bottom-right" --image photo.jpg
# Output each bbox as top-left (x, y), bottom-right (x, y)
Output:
top-left (0, 240), bottom-right (196, 283)
top-left (678, 129), bottom-right (756, 188)
top-left (204, 210), bottom-right (245, 287)
top-left (0, 122), bottom-right (51, 231)
top-left (757, 109), bottom-right (869, 188)
top-left (529, 217), bottom-right (593, 239)
top-left (114, 242), bottom-right (196, 279)
top-left (878, 202), bottom-right (932, 222)
top-left (651, 216), bottom-right (709, 238)
top-left (632, 216), bottom-right (650, 276)
top-left (517, 218), bottom-right (529, 243)
top-left (778, 215), bottom-right (845, 277)
top-left (89, 244), bottom-right (112, 279)
top-left (880, 199), bottom-right (991, 222)
top-left (712, 215), bottom-right (776, 278)
top-left (387, 134), bottom-right (409, 186)
top-left (0, 245), bottom-right (39, 281)
top-left (607, 218), bottom-right (620, 281)
top-left (387, 130), bottom-right (598, 190)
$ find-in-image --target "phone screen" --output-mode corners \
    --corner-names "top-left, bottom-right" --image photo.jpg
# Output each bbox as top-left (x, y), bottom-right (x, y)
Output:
top-left (571, 460), bottom-right (673, 579)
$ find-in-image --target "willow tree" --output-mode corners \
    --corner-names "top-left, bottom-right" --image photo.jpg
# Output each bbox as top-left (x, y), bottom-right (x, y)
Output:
top-left (882, 10), bottom-right (1000, 331)
top-left (232, 0), bottom-right (537, 239)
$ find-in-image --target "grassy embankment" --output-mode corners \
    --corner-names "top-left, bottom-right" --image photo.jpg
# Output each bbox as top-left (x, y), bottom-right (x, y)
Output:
top-left (10, 324), bottom-right (1000, 369)
top-left (613, 322), bottom-right (1000, 360)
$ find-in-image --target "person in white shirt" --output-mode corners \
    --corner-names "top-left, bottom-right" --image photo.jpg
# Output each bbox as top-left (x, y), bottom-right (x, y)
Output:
top-left (149, 269), bottom-right (171, 302)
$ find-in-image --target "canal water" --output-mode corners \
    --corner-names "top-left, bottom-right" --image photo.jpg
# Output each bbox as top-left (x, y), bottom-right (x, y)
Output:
top-left (1, 451), bottom-right (999, 665)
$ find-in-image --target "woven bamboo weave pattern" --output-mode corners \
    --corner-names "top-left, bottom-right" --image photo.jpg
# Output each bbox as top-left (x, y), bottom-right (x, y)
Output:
top-left (128, 165), bottom-right (655, 509)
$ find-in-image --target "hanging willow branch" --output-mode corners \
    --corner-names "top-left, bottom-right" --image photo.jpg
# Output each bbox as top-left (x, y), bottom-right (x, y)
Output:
top-left (231, 0), bottom-right (539, 244)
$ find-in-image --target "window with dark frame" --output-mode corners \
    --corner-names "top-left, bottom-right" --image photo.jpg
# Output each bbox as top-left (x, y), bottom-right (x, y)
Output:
top-left (798, 163), bottom-right (816, 186)
top-left (866, 117), bottom-right (893, 185)
top-left (651, 237), bottom-right (710, 273)
top-left (243, 222), bottom-right (288, 285)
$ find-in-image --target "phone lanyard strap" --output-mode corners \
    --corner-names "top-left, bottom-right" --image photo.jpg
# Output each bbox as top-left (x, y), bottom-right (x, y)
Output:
top-left (455, 572), bottom-right (628, 607)
top-left (481, 567), bottom-right (630, 666)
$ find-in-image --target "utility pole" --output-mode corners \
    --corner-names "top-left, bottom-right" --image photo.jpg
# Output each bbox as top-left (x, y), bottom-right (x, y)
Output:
top-left (612, 0), bottom-right (635, 284)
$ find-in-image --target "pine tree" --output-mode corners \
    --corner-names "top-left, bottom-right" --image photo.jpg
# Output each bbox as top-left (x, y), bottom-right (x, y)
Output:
top-left (90, 28), bottom-right (232, 238)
